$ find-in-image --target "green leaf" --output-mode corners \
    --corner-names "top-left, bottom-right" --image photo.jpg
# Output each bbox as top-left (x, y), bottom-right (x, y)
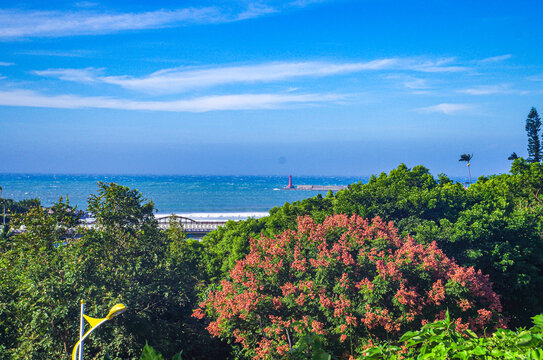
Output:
top-left (472, 346), bottom-right (487, 356)
top-left (530, 348), bottom-right (542, 360)
top-left (313, 351), bottom-right (331, 360)
top-left (518, 333), bottom-right (533, 346)
top-left (532, 314), bottom-right (543, 328)
top-left (399, 330), bottom-right (418, 342)
top-left (453, 350), bottom-right (468, 360)
top-left (491, 349), bottom-right (505, 357)
top-left (140, 343), bottom-right (165, 360)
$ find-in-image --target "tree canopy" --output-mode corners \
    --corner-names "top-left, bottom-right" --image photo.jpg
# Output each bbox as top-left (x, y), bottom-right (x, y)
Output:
top-left (201, 162), bottom-right (543, 328)
top-left (526, 107), bottom-right (542, 163)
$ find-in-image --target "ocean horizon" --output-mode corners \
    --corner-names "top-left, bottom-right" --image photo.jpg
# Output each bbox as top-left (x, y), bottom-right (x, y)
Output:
top-left (0, 174), bottom-right (366, 215)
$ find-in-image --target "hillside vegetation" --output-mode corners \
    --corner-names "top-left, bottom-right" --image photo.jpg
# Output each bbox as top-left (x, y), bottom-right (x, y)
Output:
top-left (1, 160), bottom-right (542, 359)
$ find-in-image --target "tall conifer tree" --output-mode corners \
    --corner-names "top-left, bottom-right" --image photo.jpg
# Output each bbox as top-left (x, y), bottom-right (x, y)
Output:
top-left (525, 107), bottom-right (542, 162)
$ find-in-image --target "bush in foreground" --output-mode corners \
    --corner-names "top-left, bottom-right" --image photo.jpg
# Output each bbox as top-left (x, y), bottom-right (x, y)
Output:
top-left (361, 312), bottom-right (543, 360)
top-left (195, 214), bottom-right (504, 359)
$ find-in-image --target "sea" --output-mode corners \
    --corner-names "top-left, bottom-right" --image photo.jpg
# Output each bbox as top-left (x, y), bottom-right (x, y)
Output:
top-left (0, 174), bottom-right (365, 221)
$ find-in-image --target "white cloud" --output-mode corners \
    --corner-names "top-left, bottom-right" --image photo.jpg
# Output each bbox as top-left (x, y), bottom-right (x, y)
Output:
top-left (34, 68), bottom-right (102, 83)
top-left (98, 60), bottom-right (395, 93)
top-left (417, 103), bottom-right (474, 115)
top-left (0, 61), bottom-right (14, 66)
top-left (407, 58), bottom-right (467, 73)
top-left (34, 67), bottom-right (102, 83)
top-left (75, 1), bottom-right (99, 8)
top-left (528, 74), bottom-right (543, 82)
top-left (478, 54), bottom-right (512, 64)
top-left (0, 1), bottom-right (328, 39)
top-left (458, 84), bottom-right (510, 95)
top-left (402, 78), bottom-right (429, 89)
top-left (289, 0), bottom-right (327, 7)
top-left (0, 88), bottom-right (345, 112)
top-left (35, 58), bottom-right (469, 94)
top-left (236, 3), bottom-right (277, 20)
top-left (17, 49), bottom-right (93, 57)
top-left (0, 7), bottom-right (230, 39)
top-left (383, 74), bottom-right (432, 91)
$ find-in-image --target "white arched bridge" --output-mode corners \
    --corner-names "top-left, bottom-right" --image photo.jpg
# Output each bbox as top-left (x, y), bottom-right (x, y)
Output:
top-left (156, 215), bottom-right (228, 237)
top-left (82, 214), bottom-right (231, 239)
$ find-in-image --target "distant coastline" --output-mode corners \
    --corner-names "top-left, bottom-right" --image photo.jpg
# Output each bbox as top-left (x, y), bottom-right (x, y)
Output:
top-left (0, 174), bottom-right (362, 213)
top-left (154, 212), bottom-right (269, 221)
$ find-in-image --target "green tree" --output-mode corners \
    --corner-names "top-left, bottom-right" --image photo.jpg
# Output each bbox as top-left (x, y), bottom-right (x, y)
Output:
top-left (202, 163), bottom-right (543, 328)
top-left (80, 182), bottom-right (222, 358)
top-left (525, 107), bottom-right (542, 163)
top-left (0, 199), bottom-right (83, 359)
top-left (508, 152), bottom-right (518, 161)
top-left (0, 183), bottom-right (224, 359)
top-left (458, 153), bottom-right (473, 185)
top-left (0, 197), bottom-right (40, 225)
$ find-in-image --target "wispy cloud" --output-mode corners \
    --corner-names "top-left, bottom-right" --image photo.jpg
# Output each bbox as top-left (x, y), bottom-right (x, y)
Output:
top-left (99, 60), bottom-right (395, 93)
top-left (407, 58), bottom-right (467, 73)
top-left (35, 58), bottom-right (468, 94)
top-left (385, 75), bottom-right (431, 90)
top-left (289, 0), bottom-right (328, 7)
top-left (34, 67), bottom-right (102, 83)
top-left (528, 74), bottom-right (543, 82)
top-left (0, 7), bottom-right (231, 39)
top-left (478, 54), bottom-right (512, 64)
top-left (402, 78), bottom-right (429, 89)
top-left (236, 3), bottom-right (277, 20)
top-left (17, 49), bottom-right (93, 57)
top-left (0, 88), bottom-right (345, 112)
top-left (0, 61), bottom-right (14, 66)
top-left (0, 1), bottom-right (326, 39)
top-left (458, 84), bottom-right (511, 95)
top-left (75, 1), bottom-right (99, 8)
top-left (417, 103), bottom-right (475, 115)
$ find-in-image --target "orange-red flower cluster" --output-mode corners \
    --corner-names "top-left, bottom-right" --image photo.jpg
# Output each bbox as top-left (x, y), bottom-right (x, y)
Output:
top-left (194, 214), bottom-right (504, 359)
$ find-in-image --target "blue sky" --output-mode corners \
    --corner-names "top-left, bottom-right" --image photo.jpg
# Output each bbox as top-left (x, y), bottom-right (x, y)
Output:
top-left (1, 0), bottom-right (542, 176)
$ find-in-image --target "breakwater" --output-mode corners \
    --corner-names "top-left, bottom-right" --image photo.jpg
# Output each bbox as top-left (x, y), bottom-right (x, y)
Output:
top-left (294, 185), bottom-right (347, 191)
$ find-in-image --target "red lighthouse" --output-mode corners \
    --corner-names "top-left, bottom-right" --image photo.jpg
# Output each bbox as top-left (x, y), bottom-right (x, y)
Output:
top-left (286, 175), bottom-right (294, 189)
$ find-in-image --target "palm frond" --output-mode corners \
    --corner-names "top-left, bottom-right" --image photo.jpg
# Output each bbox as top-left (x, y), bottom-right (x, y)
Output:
top-left (459, 153), bottom-right (473, 162)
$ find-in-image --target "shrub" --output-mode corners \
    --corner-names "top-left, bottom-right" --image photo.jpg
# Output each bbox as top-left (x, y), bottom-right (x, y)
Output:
top-left (195, 214), bottom-right (504, 359)
top-left (360, 313), bottom-right (543, 360)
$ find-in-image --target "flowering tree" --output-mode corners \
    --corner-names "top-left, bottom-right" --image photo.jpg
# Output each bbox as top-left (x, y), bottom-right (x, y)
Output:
top-left (194, 214), bottom-right (504, 359)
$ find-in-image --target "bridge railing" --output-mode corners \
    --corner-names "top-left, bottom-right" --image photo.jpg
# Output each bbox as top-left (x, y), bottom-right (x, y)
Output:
top-left (82, 215), bottom-right (228, 233)
top-left (156, 215), bottom-right (197, 225)
top-left (156, 215), bottom-right (228, 232)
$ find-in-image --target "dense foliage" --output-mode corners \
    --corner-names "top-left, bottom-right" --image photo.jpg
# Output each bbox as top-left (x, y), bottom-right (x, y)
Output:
top-left (139, 343), bottom-right (182, 360)
top-left (0, 183), bottom-right (224, 359)
top-left (195, 214), bottom-right (504, 359)
top-left (2, 158), bottom-right (543, 359)
top-left (202, 161), bottom-right (543, 328)
top-left (0, 197), bottom-right (41, 219)
top-left (361, 313), bottom-right (543, 360)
